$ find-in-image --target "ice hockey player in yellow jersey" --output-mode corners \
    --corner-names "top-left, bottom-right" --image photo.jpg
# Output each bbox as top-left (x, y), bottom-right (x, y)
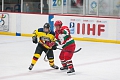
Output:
top-left (28, 23), bottom-right (59, 70)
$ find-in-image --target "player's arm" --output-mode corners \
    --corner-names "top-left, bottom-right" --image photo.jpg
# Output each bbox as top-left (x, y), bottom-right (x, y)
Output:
top-left (32, 30), bottom-right (38, 44)
top-left (58, 27), bottom-right (70, 44)
top-left (50, 39), bottom-right (59, 50)
top-left (46, 31), bottom-right (58, 50)
top-left (60, 27), bottom-right (70, 37)
top-left (55, 39), bottom-right (60, 46)
top-left (62, 28), bottom-right (70, 35)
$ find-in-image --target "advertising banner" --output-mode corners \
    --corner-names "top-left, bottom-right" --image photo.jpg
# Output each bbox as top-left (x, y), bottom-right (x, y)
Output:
top-left (50, 0), bottom-right (66, 13)
top-left (96, 18), bottom-right (108, 38)
top-left (88, 0), bottom-right (98, 15)
top-left (50, 0), bottom-right (83, 14)
top-left (66, 16), bottom-right (108, 39)
top-left (66, 17), bottom-right (83, 34)
top-left (98, 0), bottom-right (110, 15)
top-left (0, 13), bottom-right (9, 32)
top-left (52, 15), bottom-right (105, 38)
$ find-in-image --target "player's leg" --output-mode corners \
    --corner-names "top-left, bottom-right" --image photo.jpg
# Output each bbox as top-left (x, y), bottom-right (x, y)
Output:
top-left (59, 51), bottom-right (68, 70)
top-left (28, 43), bottom-right (43, 70)
top-left (45, 49), bottom-right (59, 69)
top-left (64, 43), bottom-right (76, 74)
top-left (65, 53), bottom-right (75, 74)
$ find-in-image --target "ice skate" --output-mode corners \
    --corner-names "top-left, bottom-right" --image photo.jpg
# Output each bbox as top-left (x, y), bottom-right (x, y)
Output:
top-left (60, 66), bottom-right (68, 70)
top-left (67, 68), bottom-right (75, 75)
top-left (51, 65), bottom-right (59, 69)
top-left (28, 64), bottom-right (34, 70)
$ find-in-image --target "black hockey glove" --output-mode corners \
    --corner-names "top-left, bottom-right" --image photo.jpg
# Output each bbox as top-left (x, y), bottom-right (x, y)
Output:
top-left (52, 43), bottom-right (57, 50)
top-left (32, 36), bottom-right (37, 44)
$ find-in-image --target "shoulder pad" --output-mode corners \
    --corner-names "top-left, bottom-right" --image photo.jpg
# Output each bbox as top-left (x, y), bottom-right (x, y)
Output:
top-left (38, 28), bottom-right (44, 32)
top-left (61, 26), bottom-right (68, 29)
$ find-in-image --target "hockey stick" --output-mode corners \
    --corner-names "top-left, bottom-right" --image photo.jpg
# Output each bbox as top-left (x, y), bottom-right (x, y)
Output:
top-left (56, 47), bottom-right (82, 53)
top-left (43, 47), bottom-right (82, 62)
top-left (44, 50), bottom-right (49, 62)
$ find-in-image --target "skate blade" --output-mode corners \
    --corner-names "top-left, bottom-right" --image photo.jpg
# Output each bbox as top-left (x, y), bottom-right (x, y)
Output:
top-left (60, 68), bottom-right (68, 72)
top-left (51, 67), bottom-right (59, 69)
top-left (67, 72), bottom-right (75, 76)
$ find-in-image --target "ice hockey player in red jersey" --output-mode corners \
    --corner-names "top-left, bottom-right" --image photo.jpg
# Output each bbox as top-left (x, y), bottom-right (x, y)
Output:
top-left (54, 20), bottom-right (76, 74)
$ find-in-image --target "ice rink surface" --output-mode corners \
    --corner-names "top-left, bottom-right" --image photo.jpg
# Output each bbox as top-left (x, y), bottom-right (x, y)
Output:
top-left (0, 35), bottom-right (120, 80)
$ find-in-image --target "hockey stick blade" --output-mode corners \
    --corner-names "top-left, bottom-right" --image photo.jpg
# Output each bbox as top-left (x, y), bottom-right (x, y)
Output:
top-left (57, 48), bottom-right (82, 53)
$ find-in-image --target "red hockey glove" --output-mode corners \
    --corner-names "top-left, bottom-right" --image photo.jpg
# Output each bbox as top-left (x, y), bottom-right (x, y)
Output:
top-left (47, 42), bottom-right (55, 47)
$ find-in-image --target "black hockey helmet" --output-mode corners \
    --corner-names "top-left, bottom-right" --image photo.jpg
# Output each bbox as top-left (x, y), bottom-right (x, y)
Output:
top-left (43, 23), bottom-right (50, 29)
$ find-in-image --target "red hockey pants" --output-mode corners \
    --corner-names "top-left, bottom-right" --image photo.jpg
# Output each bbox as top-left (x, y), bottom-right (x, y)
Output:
top-left (59, 43), bottom-right (76, 61)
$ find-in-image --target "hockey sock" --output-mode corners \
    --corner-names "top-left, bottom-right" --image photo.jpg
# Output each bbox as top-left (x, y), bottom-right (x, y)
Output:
top-left (49, 59), bottom-right (54, 66)
top-left (66, 60), bottom-right (74, 69)
top-left (61, 60), bottom-right (67, 67)
top-left (31, 53), bottom-right (41, 65)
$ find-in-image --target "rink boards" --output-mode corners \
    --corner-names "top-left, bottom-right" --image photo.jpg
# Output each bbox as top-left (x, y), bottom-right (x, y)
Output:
top-left (0, 12), bottom-right (120, 44)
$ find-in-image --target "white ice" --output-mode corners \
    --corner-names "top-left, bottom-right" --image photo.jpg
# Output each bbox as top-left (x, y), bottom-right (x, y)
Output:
top-left (0, 35), bottom-right (120, 80)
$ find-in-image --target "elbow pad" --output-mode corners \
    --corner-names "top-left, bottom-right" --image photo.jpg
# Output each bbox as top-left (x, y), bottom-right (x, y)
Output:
top-left (32, 36), bottom-right (37, 44)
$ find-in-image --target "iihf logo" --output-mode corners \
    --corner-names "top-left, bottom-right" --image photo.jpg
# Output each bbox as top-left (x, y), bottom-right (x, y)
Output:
top-left (69, 22), bottom-right (75, 34)
top-left (0, 14), bottom-right (6, 25)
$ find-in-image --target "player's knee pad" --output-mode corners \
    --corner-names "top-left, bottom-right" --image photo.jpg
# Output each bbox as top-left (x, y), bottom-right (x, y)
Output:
top-left (34, 53), bottom-right (41, 58)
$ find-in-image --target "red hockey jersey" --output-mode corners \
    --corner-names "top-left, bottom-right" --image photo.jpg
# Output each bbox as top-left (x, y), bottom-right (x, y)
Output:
top-left (55, 26), bottom-right (75, 48)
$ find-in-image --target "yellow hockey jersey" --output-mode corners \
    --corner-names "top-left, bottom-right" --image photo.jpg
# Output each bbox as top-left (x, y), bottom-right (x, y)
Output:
top-left (32, 28), bottom-right (55, 49)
